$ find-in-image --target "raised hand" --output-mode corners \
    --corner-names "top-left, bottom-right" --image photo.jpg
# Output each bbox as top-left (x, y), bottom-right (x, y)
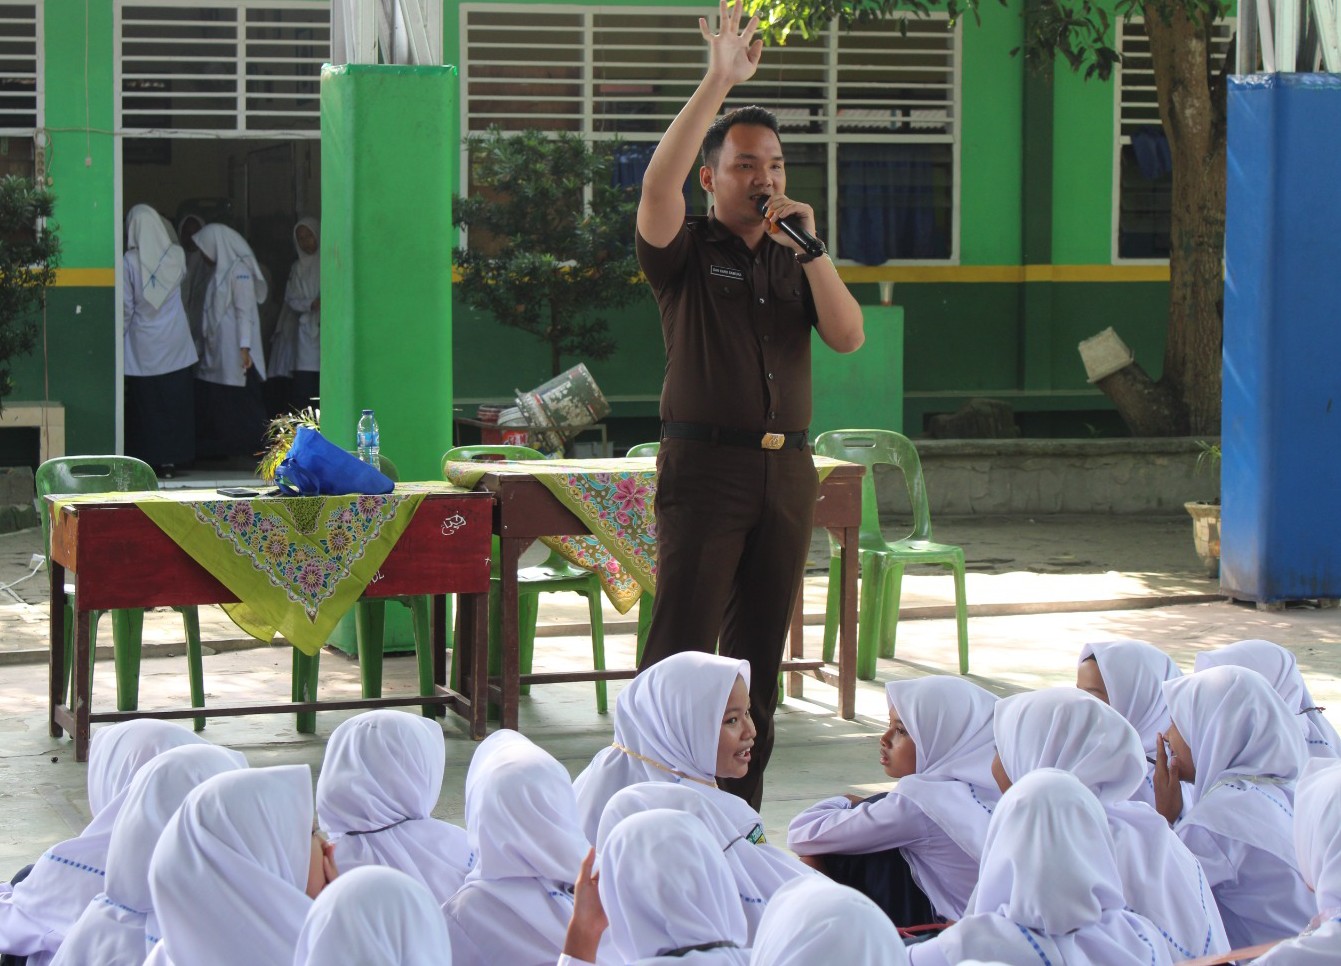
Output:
top-left (701, 0), bottom-right (763, 88)
top-left (1153, 731), bottom-right (1184, 826)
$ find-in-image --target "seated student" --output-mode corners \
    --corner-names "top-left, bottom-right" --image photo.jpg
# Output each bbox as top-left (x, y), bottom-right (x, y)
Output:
top-left (1077, 638), bottom-right (1183, 806)
top-left (787, 676), bottom-right (1000, 923)
top-left (1157, 665), bottom-right (1315, 949)
top-left (144, 765), bottom-right (335, 966)
top-left (747, 876), bottom-right (908, 966)
top-left (443, 730), bottom-right (617, 966)
top-left (562, 809), bottom-right (750, 965)
top-left (597, 783), bottom-right (813, 944)
top-left (1256, 759), bottom-right (1341, 963)
top-left (907, 769), bottom-right (1173, 966)
top-left (0, 721), bottom-right (209, 966)
top-left (1193, 639), bottom-right (1341, 760)
top-left (293, 865), bottom-right (452, 966)
top-left (573, 652), bottom-right (765, 847)
top-left (51, 744), bottom-right (247, 966)
top-left (316, 710), bottom-right (474, 904)
top-left (992, 687), bottom-right (1229, 961)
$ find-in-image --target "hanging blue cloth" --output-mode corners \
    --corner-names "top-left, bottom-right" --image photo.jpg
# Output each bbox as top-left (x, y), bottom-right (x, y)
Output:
top-left (1130, 126), bottom-right (1173, 180)
top-left (838, 143), bottom-right (947, 265)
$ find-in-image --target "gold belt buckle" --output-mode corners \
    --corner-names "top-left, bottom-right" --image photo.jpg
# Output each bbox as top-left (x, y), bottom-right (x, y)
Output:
top-left (760, 432), bottom-right (786, 450)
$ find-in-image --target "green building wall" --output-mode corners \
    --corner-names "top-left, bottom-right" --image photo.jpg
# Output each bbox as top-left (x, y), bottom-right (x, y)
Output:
top-left (18, 0), bottom-right (1175, 463)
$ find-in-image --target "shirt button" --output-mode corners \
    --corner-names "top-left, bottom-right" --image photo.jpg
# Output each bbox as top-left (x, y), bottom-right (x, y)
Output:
top-left (762, 335), bottom-right (770, 342)
top-left (767, 372), bottom-right (774, 380)
top-left (757, 297), bottom-right (765, 305)
top-left (768, 411), bottom-right (776, 420)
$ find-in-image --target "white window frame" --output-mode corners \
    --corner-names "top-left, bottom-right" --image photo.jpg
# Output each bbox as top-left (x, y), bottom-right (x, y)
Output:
top-left (113, 0), bottom-right (328, 140)
top-left (0, 2), bottom-right (42, 137)
top-left (1111, 16), bottom-right (1233, 265)
top-left (459, 3), bottom-right (962, 265)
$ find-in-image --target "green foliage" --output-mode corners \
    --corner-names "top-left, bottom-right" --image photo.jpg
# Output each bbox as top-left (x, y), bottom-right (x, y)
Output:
top-left (744, 0), bottom-right (1229, 80)
top-left (1195, 439), bottom-right (1221, 475)
top-left (0, 176), bottom-right (59, 403)
top-left (452, 129), bottom-right (641, 376)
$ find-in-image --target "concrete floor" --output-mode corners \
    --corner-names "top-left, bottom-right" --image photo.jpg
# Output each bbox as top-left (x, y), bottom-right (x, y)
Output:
top-left (2, 515), bottom-right (1339, 877)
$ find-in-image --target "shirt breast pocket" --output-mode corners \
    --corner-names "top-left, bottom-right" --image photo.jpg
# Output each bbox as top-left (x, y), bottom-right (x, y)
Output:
top-left (712, 279), bottom-right (747, 302)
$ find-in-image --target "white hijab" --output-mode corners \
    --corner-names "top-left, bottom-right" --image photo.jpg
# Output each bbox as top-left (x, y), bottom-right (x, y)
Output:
top-left (147, 765), bottom-right (315, 966)
top-left (886, 676), bottom-right (1001, 860)
top-left (574, 652), bottom-right (763, 845)
top-left (193, 223), bottom-right (268, 324)
top-left (293, 865), bottom-right (451, 966)
top-left (1163, 665), bottom-right (1308, 862)
top-left (596, 783), bottom-right (813, 943)
top-left (1079, 638), bottom-right (1181, 756)
top-left (126, 204), bottom-right (186, 310)
top-left (288, 216), bottom-right (321, 303)
top-left (51, 744), bottom-right (248, 966)
top-left (1256, 759), bottom-right (1341, 965)
top-left (445, 729), bottom-right (595, 966)
top-left (936, 770), bottom-right (1172, 966)
top-left (0, 721), bottom-right (207, 960)
top-left (993, 687), bottom-right (1229, 961)
top-left (748, 876), bottom-right (906, 965)
top-left (599, 809), bottom-right (750, 965)
top-left (1194, 639), bottom-right (1341, 759)
top-left (316, 710), bottom-right (474, 904)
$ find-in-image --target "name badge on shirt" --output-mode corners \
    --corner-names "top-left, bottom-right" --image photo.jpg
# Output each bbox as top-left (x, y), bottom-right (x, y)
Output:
top-left (710, 264), bottom-right (745, 281)
top-left (746, 824), bottom-right (767, 845)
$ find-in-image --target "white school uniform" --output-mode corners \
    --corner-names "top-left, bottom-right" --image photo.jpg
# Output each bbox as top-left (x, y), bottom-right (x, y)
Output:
top-left (994, 687), bottom-right (1230, 961)
top-left (316, 710), bottom-right (474, 904)
top-left (50, 744), bottom-right (247, 966)
top-left (787, 676), bottom-right (1000, 919)
top-left (1163, 666), bottom-right (1315, 948)
top-left (145, 765), bottom-right (315, 966)
top-left (747, 876), bottom-right (907, 965)
top-left (1256, 759), bottom-right (1341, 964)
top-left (597, 783), bottom-right (813, 944)
top-left (573, 652), bottom-right (765, 846)
top-left (0, 720), bottom-right (208, 966)
top-left (598, 809), bottom-right (750, 965)
top-left (294, 865), bottom-right (452, 966)
top-left (444, 730), bottom-right (617, 966)
top-left (1079, 638), bottom-right (1183, 805)
top-left (908, 770), bottom-right (1173, 966)
top-left (123, 206), bottom-right (196, 377)
top-left (1194, 639), bottom-right (1341, 759)
top-left (192, 223), bottom-right (268, 385)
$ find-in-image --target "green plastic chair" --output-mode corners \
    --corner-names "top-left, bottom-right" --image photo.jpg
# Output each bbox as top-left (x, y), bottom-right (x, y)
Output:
top-left (36, 456), bottom-right (206, 730)
top-left (442, 443), bottom-right (609, 713)
top-left (814, 430), bottom-right (969, 679)
top-left (625, 441), bottom-right (660, 663)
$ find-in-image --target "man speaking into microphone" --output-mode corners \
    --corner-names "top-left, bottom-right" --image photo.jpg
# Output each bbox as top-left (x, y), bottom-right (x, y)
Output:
top-left (636, 0), bottom-right (865, 809)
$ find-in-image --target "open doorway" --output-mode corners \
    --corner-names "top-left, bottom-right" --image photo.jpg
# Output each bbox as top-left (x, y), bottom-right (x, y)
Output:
top-left (121, 135), bottom-right (320, 478)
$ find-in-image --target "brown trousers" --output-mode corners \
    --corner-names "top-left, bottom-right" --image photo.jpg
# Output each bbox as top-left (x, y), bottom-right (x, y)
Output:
top-left (639, 438), bottom-right (818, 809)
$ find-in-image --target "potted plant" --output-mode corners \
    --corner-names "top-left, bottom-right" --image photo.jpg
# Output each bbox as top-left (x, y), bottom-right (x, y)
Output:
top-left (1185, 440), bottom-right (1221, 577)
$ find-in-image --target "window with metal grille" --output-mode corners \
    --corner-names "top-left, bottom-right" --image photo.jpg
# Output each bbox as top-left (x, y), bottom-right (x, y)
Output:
top-left (460, 4), bottom-right (961, 263)
top-left (0, 3), bottom-right (39, 136)
top-left (1114, 17), bottom-right (1233, 261)
top-left (116, 0), bottom-right (329, 136)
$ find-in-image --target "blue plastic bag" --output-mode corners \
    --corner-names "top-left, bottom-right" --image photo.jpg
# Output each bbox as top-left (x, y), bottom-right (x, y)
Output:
top-left (275, 426), bottom-right (394, 496)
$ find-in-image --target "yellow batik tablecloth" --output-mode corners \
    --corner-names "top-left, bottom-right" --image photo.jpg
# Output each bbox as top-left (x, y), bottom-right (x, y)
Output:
top-left (442, 456), bottom-right (843, 616)
top-left (54, 482), bottom-right (465, 656)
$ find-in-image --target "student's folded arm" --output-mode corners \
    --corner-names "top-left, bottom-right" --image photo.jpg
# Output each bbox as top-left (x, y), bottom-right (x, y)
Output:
top-left (786, 792), bottom-right (931, 856)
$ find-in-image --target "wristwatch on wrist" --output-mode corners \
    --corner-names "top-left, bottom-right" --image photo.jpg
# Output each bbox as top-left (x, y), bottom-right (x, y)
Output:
top-left (795, 238), bottom-right (828, 265)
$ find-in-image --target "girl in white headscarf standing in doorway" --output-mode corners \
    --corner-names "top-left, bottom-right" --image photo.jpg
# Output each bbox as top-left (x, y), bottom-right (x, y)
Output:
top-left (190, 223), bottom-right (269, 459)
top-left (122, 204), bottom-right (196, 477)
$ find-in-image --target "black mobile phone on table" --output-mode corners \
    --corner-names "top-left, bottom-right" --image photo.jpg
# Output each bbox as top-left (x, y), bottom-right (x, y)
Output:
top-left (216, 487), bottom-right (260, 498)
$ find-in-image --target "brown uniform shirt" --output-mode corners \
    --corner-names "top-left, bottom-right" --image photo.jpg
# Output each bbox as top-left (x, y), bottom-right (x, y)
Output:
top-left (637, 212), bottom-right (819, 433)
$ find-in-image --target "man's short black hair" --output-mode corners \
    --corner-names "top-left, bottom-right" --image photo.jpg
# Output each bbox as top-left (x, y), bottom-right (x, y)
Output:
top-left (700, 106), bottom-right (782, 168)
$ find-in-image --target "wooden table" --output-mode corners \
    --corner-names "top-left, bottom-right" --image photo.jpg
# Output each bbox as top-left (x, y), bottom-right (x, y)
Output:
top-left (468, 459), bottom-right (863, 730)
top-left (47, 489), bottom-right (494, 761)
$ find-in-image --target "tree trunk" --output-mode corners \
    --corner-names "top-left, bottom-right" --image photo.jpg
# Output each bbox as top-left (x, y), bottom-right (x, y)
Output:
top-left (1143, 5), bottom-right (1229, 436)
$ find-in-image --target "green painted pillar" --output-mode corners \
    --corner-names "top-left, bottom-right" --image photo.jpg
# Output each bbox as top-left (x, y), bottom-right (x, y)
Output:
top-left (811, 305), bottom-right (904, 437)
top-left (320, 64), bottom-right (457, 481)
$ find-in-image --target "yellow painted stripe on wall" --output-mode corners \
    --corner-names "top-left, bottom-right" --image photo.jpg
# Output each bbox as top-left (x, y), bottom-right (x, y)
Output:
top-left (53, 268), bottom-right (116, 287)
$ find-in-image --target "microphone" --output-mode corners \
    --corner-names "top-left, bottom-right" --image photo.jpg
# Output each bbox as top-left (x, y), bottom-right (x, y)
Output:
top-left (756, 196), bottom-right (826, 259)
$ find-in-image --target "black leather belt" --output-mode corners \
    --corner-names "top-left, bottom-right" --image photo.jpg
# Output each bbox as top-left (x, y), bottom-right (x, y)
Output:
top-left (661, 421), bottom-right (808, 451)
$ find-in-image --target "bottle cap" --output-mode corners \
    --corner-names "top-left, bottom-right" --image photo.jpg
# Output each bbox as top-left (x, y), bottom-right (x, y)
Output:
top-left (361, 409), bottom-right (374, 415)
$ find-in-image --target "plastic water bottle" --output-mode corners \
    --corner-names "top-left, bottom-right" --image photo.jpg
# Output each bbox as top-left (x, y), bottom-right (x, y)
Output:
top-left (356, 409), bottom-right (381, 470)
